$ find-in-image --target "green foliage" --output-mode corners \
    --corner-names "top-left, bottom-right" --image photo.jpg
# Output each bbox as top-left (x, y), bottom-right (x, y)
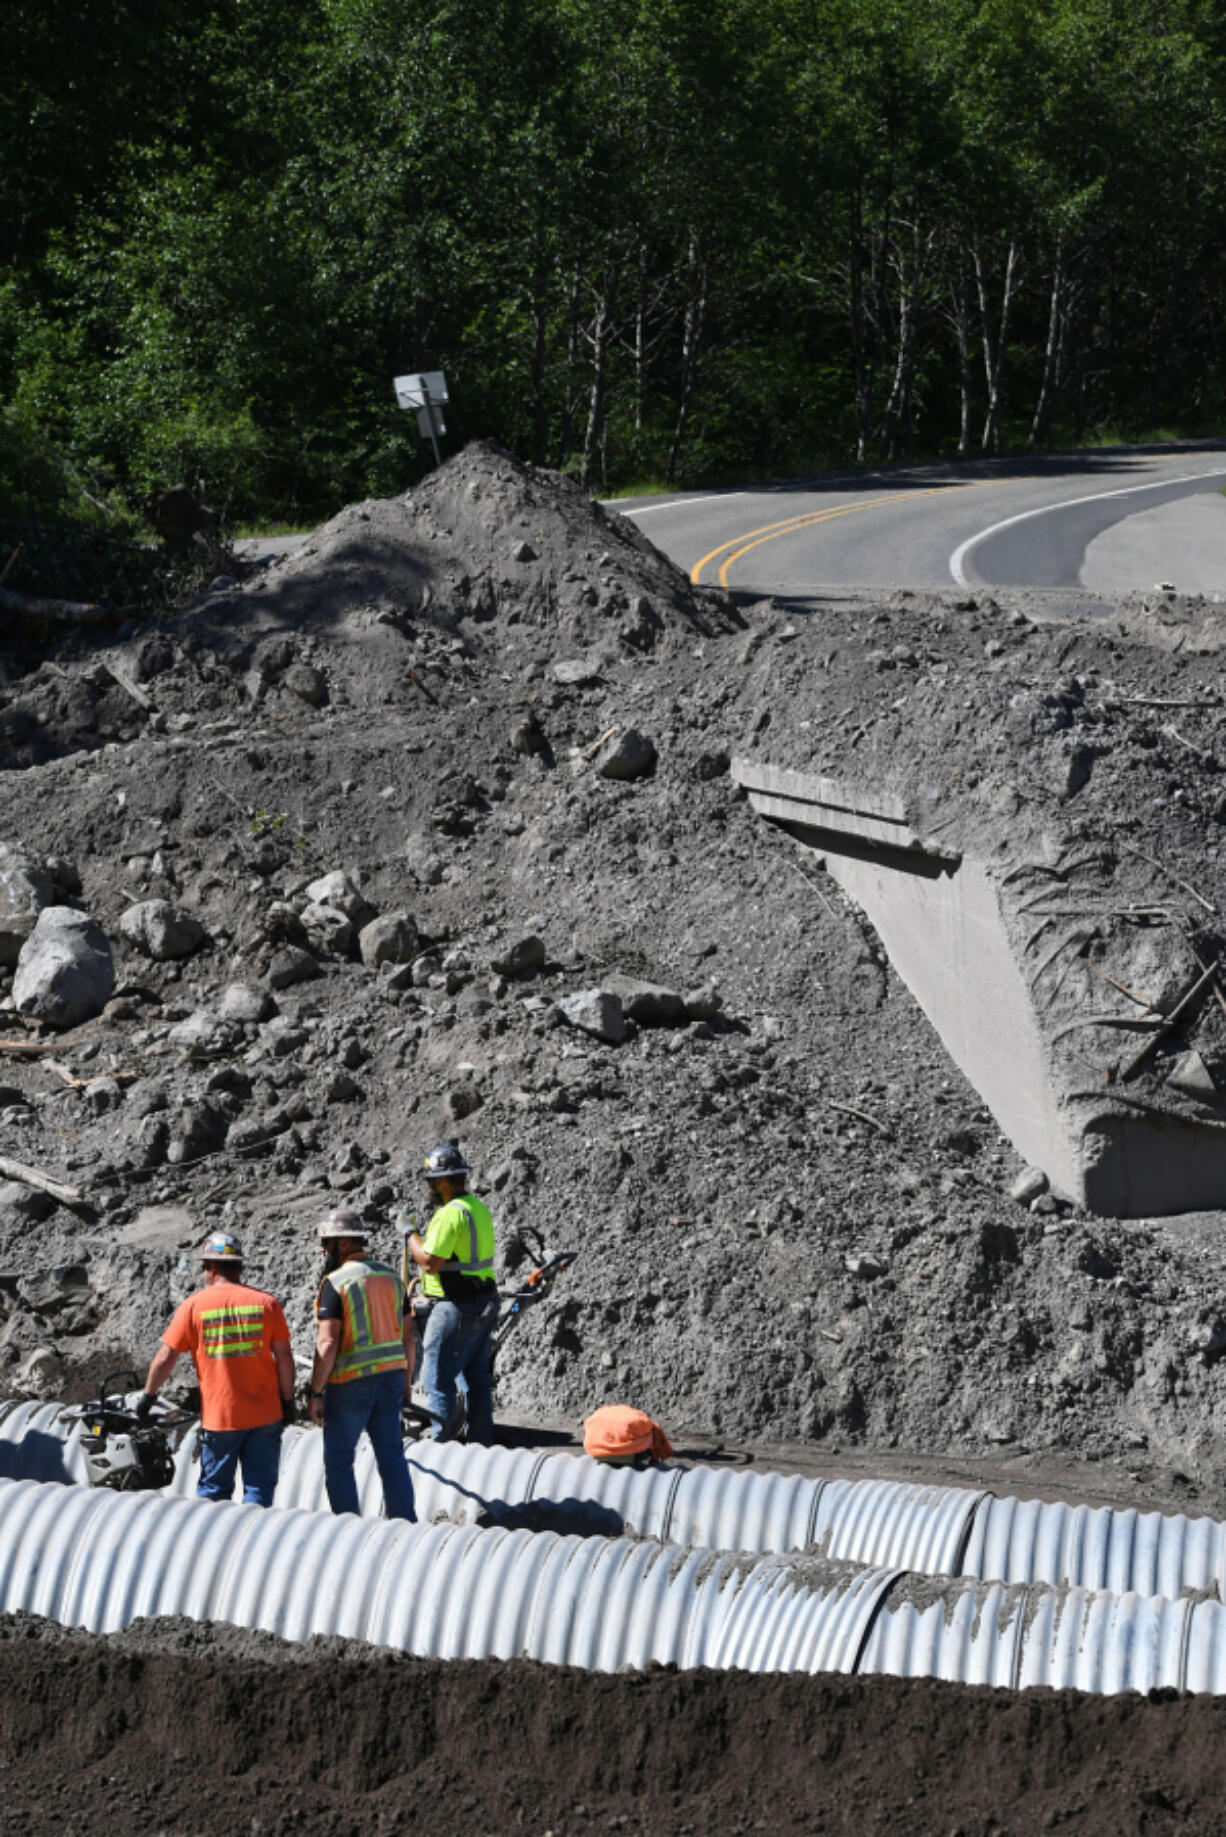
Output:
top-left (3, 0), bottom-right (1226, 516)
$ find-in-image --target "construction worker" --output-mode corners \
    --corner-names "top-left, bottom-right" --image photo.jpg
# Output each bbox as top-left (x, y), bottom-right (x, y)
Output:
top-left (137, 1231), bottom-right (294, 1508)
top-left (308, 1207), bottom-right (416, 1520)
top-left (407, 1144), bottom-right (499, 1444)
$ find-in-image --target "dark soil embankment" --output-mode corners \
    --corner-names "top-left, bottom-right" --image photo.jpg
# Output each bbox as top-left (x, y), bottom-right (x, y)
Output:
top-left (1, 1614), bottom-right (1225, 1836)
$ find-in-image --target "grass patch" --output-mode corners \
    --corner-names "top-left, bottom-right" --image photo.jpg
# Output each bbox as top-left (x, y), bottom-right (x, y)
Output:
top-left (229, 516), bottom-right (319, 538)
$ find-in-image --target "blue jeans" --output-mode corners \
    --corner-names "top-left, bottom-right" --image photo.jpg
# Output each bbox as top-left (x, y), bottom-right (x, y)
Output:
top-left (421, 1294), bottom-right (499, 1445)
top-left (322, 1368), bottom-right (416, 1520)
top-left (198, 1419), bottom-right (283, 1507)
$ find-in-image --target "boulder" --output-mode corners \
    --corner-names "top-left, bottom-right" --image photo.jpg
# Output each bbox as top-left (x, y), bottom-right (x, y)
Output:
top-left (1010, 1166), bottom-right (1049, 1206)
top-left (266, 946), bottom-right (321, 990)
top-left (263, 902), bottom-right (309, 948)
top-left (491, 935), bottom-right (546, 977)
top-left (284, 662), bottom-right (327, 705)
top-left (559, 989), bottom-right (627, 1044)
top-left (0, 1181), bottom-right (56, 1227)
top-left (604, 973), bottom-right (687, 1026)
top-left (552, 658), bottom-right (602, 687)
top-left (358, 912), bottom-right (418, 969)
top-left (304, 871), bottom-right (373, 923)
top-left (300, 902), bottom-right (355, 955)
top-left (167, 1100), bottom-right (228, 1165)
top-left (595, 728), bottom-right (656, 781)
top-left (217, 983), bottom-right (276, 1025)
top-left (169, 1011), bottom-right (241, 1060)
top-left (119, 899), bottom-right (206, 962)
top-left (13, 907), bottom-right (114, 1028)
top-left (0, 845), bottom-right (53, 966)
top-left (683, 983), bottom-right (723, 1022)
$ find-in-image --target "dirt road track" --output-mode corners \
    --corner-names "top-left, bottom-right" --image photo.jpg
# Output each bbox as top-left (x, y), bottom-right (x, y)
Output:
top-left (2, 1615), bottom-right (1225, 1837)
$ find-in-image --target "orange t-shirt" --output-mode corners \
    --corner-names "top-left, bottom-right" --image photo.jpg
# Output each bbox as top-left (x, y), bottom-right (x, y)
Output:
top-left (163, 1279), bottom-right (290, 1432)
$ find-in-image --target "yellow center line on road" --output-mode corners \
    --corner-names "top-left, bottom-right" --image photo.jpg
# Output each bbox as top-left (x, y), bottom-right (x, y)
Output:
top-left (691, 479), bottom-right (1013, 589)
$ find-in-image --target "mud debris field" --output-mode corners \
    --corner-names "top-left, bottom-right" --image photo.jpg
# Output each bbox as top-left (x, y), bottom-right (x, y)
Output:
top-left (5, 441), bottom-right (1226, 1828)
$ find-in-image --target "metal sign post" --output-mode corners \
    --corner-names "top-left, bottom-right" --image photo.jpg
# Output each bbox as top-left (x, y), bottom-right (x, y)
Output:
top-left (394, 372), bottom-right (449, 467)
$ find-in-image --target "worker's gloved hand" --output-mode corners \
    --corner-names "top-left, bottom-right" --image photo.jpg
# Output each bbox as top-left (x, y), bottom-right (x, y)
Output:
top-left (134, 1392), bottom-right (156, 1422)
top-left (281, 1395), bottom-right (297, 1427)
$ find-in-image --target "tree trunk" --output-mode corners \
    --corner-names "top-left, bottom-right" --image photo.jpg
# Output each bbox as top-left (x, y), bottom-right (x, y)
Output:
top-left (667, 241), bottom-right (706, 485)
top-left (580, 299), bottom-right (609, 489)
top-left (1028, 241), bottom-right (1065, 449)
top-left (974, 238), bottom-right (1018, 454)
top-left (849, 188), bottom-right (872, 462)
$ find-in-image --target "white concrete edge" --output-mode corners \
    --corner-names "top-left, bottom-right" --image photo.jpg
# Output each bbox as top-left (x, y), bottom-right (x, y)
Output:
top-left (949, 467), bottom-right (1226, 586)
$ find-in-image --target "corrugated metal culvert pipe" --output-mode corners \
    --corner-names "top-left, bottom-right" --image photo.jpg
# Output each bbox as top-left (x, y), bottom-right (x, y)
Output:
top-left (3, 1476), bottom-right (1226, 1694)
top-left (3, 1399), bottom-right (1226, 1600)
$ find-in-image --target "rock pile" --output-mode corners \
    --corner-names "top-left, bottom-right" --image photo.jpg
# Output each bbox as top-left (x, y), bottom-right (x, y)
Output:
top-left (0, 442), bottom-right (1225, 1506)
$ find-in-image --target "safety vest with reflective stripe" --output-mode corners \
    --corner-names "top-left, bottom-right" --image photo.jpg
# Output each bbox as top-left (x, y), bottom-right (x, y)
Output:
top-left (323, 1258), bottom-right (407, 1384)
top-left (199, 1301), bottom-right (265, 1360)
top-left (421, 1194), bottom-right (497, 1301)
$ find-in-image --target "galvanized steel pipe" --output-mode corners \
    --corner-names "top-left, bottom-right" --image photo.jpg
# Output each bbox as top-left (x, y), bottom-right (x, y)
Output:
top-left (4, 1398), bottom-right (1226, 1600)
top-left (3, 1476), bottom-right (1226, 1695)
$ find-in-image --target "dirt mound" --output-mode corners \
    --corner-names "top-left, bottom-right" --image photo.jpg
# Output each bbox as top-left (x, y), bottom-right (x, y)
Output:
top-left (1, 1612), bottom-right (1224, 1836)
top-left (2, 445), bottom-right (1226, 1500)
top-left (247, 437), bottom-right (740, 649)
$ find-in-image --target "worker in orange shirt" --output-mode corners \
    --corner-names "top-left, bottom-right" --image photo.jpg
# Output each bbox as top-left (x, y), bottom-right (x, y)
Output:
top-left (137, 1231), bottom-right (295, 1507)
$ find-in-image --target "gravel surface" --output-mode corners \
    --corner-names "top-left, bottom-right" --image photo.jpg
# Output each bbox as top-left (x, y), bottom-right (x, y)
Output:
top-left (2, 441), bottom-right (1226, 1509)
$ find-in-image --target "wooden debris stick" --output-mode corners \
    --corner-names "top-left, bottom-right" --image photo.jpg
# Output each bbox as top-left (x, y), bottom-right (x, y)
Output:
top-left (0, 546), bottom-right (21, 590)
top-left (828, 1099), bottom-right (893, 1137)
top-left (1023, 905), bottom-right (1175, 920)
top-left (787, 858), bottom-right (838, 920)
top-left (1120, 958), bottom-right (1221, 1082)
top-left (1051, 1015), bottom-right (1166, 1045)
top-left (584, 724), bottom-right (618, 759)
top-left (406, 668), bottom-right (439, 705)
top-left (102, 661), bottom-right (155, 712)
top-left (0, 1155), bottom-right (83, 1205)
top-left (1032, 926), bottom-right (1093, 985)
top-left (1107, 694), bottom-right (1221, 710)
top-left (1116, 838), bottom-right (1217, 916)
top-left (45, 1059), bottom-right (138, 1091)
top-left (1163, 723), bottom-right (1212, 762)
top-left (1044, 939), bottom-right (1098, 1008)
top-left (1001, 862), bottom-right (1063, 888)
top-left (1191, 947), bottom-right (1226, 1024)
top-left (1069, 1089), bottom-right (1226, 1131)
top-left (0, 1039), bottom-right (59, 1059)
top-left (1090, 965), bottom-right (1155, 1011)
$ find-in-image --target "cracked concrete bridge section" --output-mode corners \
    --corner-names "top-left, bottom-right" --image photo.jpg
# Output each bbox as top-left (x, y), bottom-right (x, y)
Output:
top-left (732, 759), bottom-right (1226, 1219)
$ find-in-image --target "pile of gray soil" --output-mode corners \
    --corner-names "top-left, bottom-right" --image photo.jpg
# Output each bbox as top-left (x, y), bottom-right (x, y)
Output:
top-left (1, 441), bottom-right (1226, 1503)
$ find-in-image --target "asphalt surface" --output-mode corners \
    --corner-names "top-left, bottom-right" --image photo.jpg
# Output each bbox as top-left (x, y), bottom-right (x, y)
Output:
top-left (613, 445), bottom-right (1226, 599)
top-left (235, 444), bottom-right (1226, 598)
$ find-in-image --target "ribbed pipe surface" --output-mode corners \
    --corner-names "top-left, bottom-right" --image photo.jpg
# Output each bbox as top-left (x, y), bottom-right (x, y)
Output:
top-left (5, 1400), bottom-right (1226, 1602)
top-left (4, 1476), bottom-right (1226, 1695)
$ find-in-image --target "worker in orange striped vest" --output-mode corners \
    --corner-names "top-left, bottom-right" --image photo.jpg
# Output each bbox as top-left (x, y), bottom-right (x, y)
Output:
top-left (138, 1231), bottom-right (295, 1507)
top-left (307, 1208), bottom-right (416, 1519)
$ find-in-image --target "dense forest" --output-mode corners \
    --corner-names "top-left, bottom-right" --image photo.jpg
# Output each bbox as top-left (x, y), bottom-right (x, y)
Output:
top-left (3, 0), bottom-right (1226, 525)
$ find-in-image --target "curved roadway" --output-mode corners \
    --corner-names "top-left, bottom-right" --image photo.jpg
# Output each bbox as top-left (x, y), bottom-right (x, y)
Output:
top-left (610, 446), bottom-right (1226, 602)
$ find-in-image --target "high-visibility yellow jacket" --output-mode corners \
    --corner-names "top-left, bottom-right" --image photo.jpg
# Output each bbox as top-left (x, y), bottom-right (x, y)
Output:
top-left (420, 1195), bottom-right (496, 1301)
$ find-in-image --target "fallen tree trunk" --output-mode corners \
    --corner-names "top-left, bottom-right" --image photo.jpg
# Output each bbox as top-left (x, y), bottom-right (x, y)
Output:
top-left (0, 586), bottom-right (111, 626)
top-left (0, 1154), bottom-right (84, 1205)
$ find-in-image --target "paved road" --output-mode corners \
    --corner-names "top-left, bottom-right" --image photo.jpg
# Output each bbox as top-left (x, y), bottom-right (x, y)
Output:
top-left (612, 446), bottom-right (1226, 599)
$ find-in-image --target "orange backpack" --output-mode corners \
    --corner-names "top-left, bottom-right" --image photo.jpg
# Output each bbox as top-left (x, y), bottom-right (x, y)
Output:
top-left (583, 1405), bottom-right (673, 1466)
